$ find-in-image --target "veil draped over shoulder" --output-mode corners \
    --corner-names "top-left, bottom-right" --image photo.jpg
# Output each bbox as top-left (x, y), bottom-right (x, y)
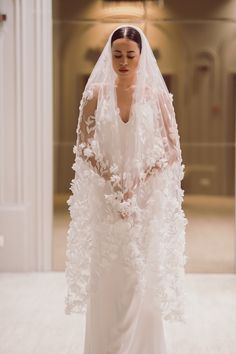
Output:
top-left (65, 25), bottom-right (188, 322)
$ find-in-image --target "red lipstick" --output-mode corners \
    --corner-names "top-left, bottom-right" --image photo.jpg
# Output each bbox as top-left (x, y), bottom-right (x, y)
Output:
top-left (119, 68), bottom-right (129, 72)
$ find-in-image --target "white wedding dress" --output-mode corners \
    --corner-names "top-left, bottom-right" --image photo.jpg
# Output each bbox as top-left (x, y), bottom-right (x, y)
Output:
top-left (83, 117), bottom-right (168, 354)
top-left (83, 245), bottom-right (168, 354)
top-left (64, 25), bottom-right (187, 354)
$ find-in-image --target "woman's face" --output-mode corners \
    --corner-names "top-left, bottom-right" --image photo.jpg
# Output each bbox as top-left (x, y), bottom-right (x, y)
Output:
top-left (111, 38), bottom-right (141, 79)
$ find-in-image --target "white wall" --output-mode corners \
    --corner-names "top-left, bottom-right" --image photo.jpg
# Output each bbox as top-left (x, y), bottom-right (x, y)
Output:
top-left (0, 0), bottom-right (53, 271)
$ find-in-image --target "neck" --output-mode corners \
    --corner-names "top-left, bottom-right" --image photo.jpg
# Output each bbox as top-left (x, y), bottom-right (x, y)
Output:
top-left (115, 74), bottom-right (136, 89)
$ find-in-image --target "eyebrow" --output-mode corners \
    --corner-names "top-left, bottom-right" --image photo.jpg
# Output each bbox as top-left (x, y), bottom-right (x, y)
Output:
top-left (113, 50), bottom-right (136, 53)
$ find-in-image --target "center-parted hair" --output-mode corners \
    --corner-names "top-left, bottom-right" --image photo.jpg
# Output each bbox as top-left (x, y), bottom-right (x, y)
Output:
top-left (111, 26), bottom-right (142, 53)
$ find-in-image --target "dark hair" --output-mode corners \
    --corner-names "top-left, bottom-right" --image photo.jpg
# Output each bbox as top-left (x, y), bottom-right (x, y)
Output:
top-left (111, 26), bottom-right (142, 53)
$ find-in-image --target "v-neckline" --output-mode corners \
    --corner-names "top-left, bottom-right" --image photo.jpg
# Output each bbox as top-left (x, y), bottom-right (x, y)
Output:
top-left (114, 85), bottom-right (135, 125)
top-left (116, 106), bottom-right (133, 125)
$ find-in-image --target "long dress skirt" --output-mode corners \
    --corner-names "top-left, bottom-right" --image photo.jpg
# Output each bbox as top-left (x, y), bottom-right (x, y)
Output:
top-left (83, 247), bottom-right (168, 354)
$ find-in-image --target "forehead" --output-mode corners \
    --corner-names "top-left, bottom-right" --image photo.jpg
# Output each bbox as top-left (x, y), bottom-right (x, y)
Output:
top-left (111, 38), bottom-right (139, 52)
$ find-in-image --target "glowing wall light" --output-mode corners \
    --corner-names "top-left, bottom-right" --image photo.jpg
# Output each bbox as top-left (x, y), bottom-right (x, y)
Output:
top-left (102, 0), bottom-right (165, 20)
top-left (103, 2), bottom-right (145, 20)
top-left (103, 0), bottom-right (164, 4)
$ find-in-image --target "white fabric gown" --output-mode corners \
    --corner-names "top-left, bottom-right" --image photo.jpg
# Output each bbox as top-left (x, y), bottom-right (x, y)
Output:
top-left (65, 82), bottom-right (187, 354)
top-left (83, 245), bottom-right (167, 354)
top-left (83, 118), bottom-right (168, 354)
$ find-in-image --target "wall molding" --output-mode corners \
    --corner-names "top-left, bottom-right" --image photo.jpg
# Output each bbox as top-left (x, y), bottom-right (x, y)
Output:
top-left (0, 0), bottom-right (53, 271)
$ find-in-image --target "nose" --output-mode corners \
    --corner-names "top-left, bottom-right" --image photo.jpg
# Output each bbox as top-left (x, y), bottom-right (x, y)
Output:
top-left (120, 56), bottom-right (128, 66)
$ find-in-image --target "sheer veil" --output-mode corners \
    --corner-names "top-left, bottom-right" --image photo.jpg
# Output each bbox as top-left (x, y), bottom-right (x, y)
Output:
top-left (65, 24), bottom-right (188, 323)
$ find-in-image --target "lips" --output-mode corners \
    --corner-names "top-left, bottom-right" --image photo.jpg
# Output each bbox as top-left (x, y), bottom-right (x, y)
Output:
top-left (119, 68), bottom-right (129, 72)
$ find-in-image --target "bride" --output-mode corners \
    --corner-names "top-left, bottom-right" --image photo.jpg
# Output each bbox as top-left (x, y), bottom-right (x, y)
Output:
top-left (65, 25), bottom-right (188, 354)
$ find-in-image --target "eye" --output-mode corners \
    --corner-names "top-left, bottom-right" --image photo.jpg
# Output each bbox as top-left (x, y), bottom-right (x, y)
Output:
top-left (127, 56), bottom-right (135, 59)
top-left (114, 55), bottom-right (122, 58)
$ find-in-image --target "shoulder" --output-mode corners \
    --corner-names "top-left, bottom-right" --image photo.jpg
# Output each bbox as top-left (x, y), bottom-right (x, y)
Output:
top-left (82, 82), bottom-right (112, 102)
top-left (145, 85), bottom-right (174, 103)
top-left (79, 84), bottom-right (100, 115)
top-left (82, 83), bottom-right (99, 101)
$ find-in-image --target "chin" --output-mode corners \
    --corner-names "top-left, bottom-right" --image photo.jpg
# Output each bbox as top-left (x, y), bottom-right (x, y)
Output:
top-left (117, 71), bottom-right (134, 78)
top-left (118, 72), bottom-right (129, 76)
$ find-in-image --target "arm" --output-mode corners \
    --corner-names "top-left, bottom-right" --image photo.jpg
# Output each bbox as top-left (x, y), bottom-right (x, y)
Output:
top-left (138, 90), bottom-right (182, 185)
top-left (76, 89), bottom-right (122, 193)
top-left (158, 90), bottom-right (181, 165)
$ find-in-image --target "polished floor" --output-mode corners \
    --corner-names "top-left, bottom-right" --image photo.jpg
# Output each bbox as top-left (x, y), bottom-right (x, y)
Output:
top-left (0, 272), bottom-right (235, 354)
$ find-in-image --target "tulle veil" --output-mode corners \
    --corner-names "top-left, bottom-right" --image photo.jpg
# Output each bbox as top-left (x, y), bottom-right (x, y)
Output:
top-left (65, 24), bottom-right (188, 323)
